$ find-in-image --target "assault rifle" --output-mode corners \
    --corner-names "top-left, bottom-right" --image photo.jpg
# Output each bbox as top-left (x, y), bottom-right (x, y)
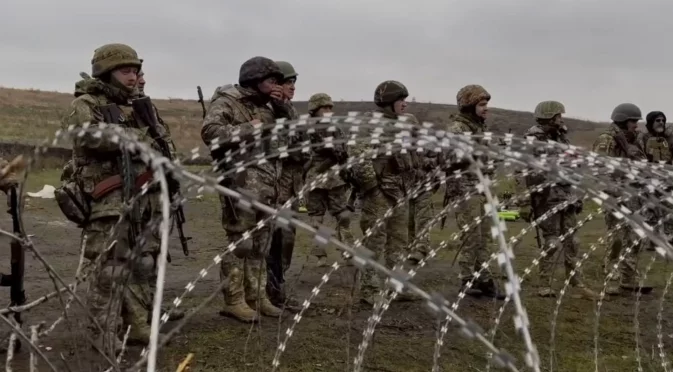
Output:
top-left (131, 97), bottom-right (191, 256)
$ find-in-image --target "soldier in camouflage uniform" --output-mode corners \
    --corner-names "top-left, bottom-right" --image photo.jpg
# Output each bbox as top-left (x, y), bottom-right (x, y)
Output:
top-left (61, 44), bottom-right (176, 353)
top-left (350, 80), bottom-right (418, 304)
top-left (519, 101), bottom-right (598, 299)
top-left (266, 61), bottom-right (309, 306)
top-left (304, 93), bottom-right (354, 266)
top-left (593, 103), bottom-right (652, 294)
top-left (636, 111), bottom-right (673, 251)
top-left (445, 84), bottom-right (503, 299)
top-left (201, 56), bottom-right (288, 322)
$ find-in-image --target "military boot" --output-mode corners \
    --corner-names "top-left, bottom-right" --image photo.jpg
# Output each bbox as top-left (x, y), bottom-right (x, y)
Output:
top-left (247, 297), bottom-right (283, 317)
top-left (219, 270), bottom-right (258, 323)
top-left (569, 283), bottom-right (600, 300)
top-left (477, 279), bottom-right (506, 300)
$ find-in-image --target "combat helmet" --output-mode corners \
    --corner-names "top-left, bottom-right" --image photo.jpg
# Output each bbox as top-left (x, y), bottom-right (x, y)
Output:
top-left (456, 84), bottom-right (490, 110)
top-left (308, 93), bottom-right (333, 112)
top-left (611, 103), bottom-right (642, 123)
top-left (534, 101), bottom-right (565, 120)
top-left (238, 57), bottom-right (283, 86)
top-left (374, 80), bottom-right (409, 107)
top-left (275, 61), bottom-right (298, 82)
top-left (91, 43), bottom-right (142, 78)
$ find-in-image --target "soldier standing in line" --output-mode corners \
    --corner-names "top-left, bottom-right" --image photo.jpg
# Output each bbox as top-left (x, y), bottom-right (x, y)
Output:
top-left (304, 93), bottom-right (354, 266)
top-left (519, 101), bottom-right (599, 299)
top-left (444, 84), bottom-right (504, 299)
top-left (593, 103), bottom-right (652, 295)
top-left (201, 56), bottom-right (288, 322)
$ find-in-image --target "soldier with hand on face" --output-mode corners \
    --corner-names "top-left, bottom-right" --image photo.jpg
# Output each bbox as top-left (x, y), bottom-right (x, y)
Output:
top-left (201, 56), bottom-right (287, 323)
top-left (519, 101), bottom-right (598, 300)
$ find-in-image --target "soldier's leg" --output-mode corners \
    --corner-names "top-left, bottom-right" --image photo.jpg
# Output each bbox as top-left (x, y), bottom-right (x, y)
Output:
top-left (456, 195), bottom-right (493, 284)
top-left (83, 217), bottom-right (127, 355)
top-left (618, 226), bottom-right (642, 288)
top-left (244, 224), bottom-right (282, 316)
top-left (537, 206), bottom-right (562, 291)
top-left (307, 188), bottom-right (328, 259)
top-left (603, 214), bottom-right (623, 276)
top-left (383, 192), bottom-right (408, 268)
top-left (411, 190), bottom-right (433, 260)
top-left (359, 188), bottom-right (388, 302)
top-left (327, 184), bottom-right (354, 246)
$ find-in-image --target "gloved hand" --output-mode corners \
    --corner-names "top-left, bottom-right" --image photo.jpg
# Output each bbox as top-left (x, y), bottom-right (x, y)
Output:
top-left (574, 199), bottom-right (583, 214)
top-left (519, 204), bottom-right (533, 223)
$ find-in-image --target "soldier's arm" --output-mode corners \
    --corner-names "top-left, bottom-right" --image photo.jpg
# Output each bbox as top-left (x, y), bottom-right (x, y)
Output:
top-left (443, 121), bottom-right (473, 171)
top-left (201, 98), bottom-right (239, 148)
top-left (62, 98), bottom-right (133, 153)
top-left (151, 105), bottom-right (178, 159)
top-left (348, 141), bottom-right (379, 193)
top-left (591, 134), bottom-right (615, 157)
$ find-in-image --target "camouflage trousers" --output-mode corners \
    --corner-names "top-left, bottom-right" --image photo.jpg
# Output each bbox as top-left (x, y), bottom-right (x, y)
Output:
top-left (535, 204), bottom-right (582, 286)
top-left (644, 204), bottom-right (673, 250)
top-left (307, 184), bottom-right (354, 258)
top-left (359, 188), bottom-right (408, 294)
top-left (408, 189), bottom-right (433, 257)
top-left (83, 215), bottom-right (156, 345)
top-left (456, 194), bottom-right (493, 283)
top-left (604, 213), bottom-right (642, 285)
top-left (267, 163), bottom-right (304, 302)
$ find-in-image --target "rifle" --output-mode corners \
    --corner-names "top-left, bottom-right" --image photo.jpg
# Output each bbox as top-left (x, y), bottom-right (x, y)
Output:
top-left (440, 189), bottom-right (450, 230)
top-left (1, 187), bottom-right (25, 351)
top-left (131, 97), bottom-right (191, 256)
top-left (529, 196), bottom-right (543, 251)
top-left (197, 86), bottom-right (207, 119)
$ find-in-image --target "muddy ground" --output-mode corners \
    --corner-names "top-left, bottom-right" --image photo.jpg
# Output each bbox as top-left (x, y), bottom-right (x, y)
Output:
top-left (0, 170), bottom-right (672, 372)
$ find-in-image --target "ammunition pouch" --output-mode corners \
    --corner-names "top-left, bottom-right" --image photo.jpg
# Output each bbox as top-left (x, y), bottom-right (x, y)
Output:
top-left (55, 180), bottom-right (90, 227)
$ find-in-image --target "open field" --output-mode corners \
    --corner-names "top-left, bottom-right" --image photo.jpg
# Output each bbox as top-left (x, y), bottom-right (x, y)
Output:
top-left (0, 169), bottom-right (670, 372)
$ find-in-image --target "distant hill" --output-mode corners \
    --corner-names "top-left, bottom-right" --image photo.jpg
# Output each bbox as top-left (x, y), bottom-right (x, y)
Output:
top-left (0, 87), bottom-right (606, 157)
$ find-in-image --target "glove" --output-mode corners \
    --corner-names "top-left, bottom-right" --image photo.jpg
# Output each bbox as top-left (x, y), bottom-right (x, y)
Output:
top-left (519, 204), bottom-right (532, 223)
top-left (573, 200), bottom-right (583, 214)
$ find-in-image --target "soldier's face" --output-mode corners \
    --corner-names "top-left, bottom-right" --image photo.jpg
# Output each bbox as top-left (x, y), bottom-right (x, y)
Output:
top-left (393, 98), bottom-right (407, 114)
top-left (257, 77), bottom-right (279, 95)
top-left (137, 73), bottom-right (146, 92)
top-left (282, 78), bottom-right (296, 100)
top-left (111, 66), bottom-right (139, 89)
top-left (653, 116), bottom-right (666, 133)
top-left (316, 106), bottom-right (333, 117)
top-left (475, 100), bottom-right (489, 119)
top-left (551, 114), bottom-right (564, 128)
top-left (626, 120), bottom-right (639, 132)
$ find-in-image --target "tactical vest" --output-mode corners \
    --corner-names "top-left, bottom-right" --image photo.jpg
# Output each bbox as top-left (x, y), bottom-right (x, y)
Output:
top-left (645, 135), bottom-right (672, 163)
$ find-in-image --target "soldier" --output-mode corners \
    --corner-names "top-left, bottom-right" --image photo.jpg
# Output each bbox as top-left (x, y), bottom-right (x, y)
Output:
top-left (60, 43), bottom-right (174, 353)
top-left (445, 84), bottom-right (504, 299)
top-left (636, 111), bottom-right (673, 252)
top-left (519, 101), bottom-right (598, 299)
top-left (350, 80), bottom-right (418, 304)
top-left (407, 112), bottom-right (437, 265)
top-left (201, 56), bottom-right (286, 322)
top-left (304, 93), bottom-right (354, 266)
top-left (137, 70), bottom-right (146, 96)
top-left (593, 103), bottom-right (652, 294)
top-left (266, 61), bottom-right (309, 307)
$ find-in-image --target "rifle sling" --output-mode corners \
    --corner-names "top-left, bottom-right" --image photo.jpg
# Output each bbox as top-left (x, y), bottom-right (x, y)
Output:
top-left (91, 171), bottom-right (153, 201)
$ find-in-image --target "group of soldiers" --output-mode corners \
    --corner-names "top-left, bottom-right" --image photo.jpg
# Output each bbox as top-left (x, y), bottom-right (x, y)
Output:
top-left (0, 42), bottom-right (662, 355)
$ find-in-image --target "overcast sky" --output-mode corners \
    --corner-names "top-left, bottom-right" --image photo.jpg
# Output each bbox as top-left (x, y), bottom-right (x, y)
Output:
top-left (1, 0), bottom-right (670, 121)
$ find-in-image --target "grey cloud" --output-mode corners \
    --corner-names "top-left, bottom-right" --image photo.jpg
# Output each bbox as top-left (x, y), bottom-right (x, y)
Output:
top-left (1, 0), bottom-right (671, 121)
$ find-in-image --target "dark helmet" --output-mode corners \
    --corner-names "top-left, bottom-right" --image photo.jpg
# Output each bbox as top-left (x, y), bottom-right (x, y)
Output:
top-left (275, 61), bottom-right (298, 81)
top-left (610, 103), bottom-right (642, 123)
top-left (238, 57), bottom-right (283, 86)
top-left (91, 43), bottom-right (142, 78)
top-left (374, 80), bottom-right (408, 107)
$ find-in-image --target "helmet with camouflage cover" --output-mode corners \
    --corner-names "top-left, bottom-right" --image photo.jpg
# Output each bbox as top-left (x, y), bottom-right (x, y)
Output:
top-left (91, 43), bottom-right (142, 78)
top-left (534, 100), bottom-right (566, 120)
top-left (374, 80), bottom-right (409, 107)
top-left (238, 56), bottom-right (283, 86)
top-left (456, 84), bottom-right (490, 110)
top-left (611, 103), bottom-right (642, 123)
top-left (275, 61), bottom-right (298, 81)
top-left (308, 93), bottom-right (333, 112)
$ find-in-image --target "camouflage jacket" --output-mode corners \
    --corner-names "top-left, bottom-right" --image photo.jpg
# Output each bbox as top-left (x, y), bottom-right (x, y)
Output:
top-left (445, 113), bottom-right (489, 197)
top-left (592, 123), bottom-right (646, 197)
top-left (201, 84), bottom-right (286, 186)
top-left (270, 100), bottom-right (309, 165)
top-left (636, 131), bottom-right (672, 163)
top-left (305, 117), bottom-right (348, 189)
top-left (61, 79), bottom-right (168, 220)
top-left (517, 124), bottom-right (574, 206)
top-left (348, 108), bottom-right (415, 198)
